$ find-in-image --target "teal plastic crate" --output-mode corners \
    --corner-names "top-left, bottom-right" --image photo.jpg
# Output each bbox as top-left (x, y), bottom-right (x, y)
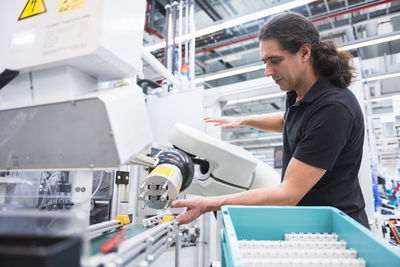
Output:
top-left (221, 206), bottom-right (400, 267)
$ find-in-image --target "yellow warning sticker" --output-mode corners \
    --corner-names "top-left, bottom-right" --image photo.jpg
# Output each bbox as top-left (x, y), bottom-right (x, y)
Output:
top-left (150, 165), bottom-right (175, 179)
top-left (18, 0), bottom-right (47, 21)
top-left (57, 0), bottom-right (86, 14)
top-left (150, 166), bottom-right (174, 177)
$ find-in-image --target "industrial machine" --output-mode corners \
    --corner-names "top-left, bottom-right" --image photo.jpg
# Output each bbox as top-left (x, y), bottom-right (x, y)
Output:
top-left (0, 0), bottom-right (152, 170)
top-left (138, 123), bottom-right (281, 210)
top-left (0, 0), bottom-right (168, 266)
top-left (0, 1), bottom-right (281, 266)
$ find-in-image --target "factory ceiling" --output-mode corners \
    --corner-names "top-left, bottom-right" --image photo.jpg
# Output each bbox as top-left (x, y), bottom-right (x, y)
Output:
top-left (143, 0), bottom-right (400, 175)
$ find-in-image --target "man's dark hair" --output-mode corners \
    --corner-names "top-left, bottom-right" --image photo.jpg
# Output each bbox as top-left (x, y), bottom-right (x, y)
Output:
top-left (259, 12), bottom-right (354, 88)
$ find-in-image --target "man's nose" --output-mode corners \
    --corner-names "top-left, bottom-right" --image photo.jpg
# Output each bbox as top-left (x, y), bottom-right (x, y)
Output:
top-left (264, 64), bottom-right (274, 77)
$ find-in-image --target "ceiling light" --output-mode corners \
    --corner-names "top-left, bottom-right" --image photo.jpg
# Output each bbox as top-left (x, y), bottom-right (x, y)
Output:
top-left (230, 137), bottom-right (257, 143)
top-left (195, 64), bottom-right (266, 83)
top-left (227, 92), bottom-right (286, 105)
top-left (338, 32), bottom-right (400, 51)
top-left (230, 135), bottom-right (282, 143)
top-left (368, 96), bottom-right (394, 103)
top-left (145, 0), bottom-right (315, 52)
top-left (363, 71), bottom-right (400, 82)
top-left (243, 142), bottom-right (283, 149)
top-left (243, 143), bottom-right (270, 149)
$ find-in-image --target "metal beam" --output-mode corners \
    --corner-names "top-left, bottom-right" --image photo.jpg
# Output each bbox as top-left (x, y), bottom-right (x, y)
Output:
top-left (195, 0), bottom-right (222, 21)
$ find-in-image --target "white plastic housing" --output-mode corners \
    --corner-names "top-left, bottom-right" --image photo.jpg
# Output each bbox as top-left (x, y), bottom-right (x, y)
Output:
top-left (169, 124), bottom-right (280, 196)
top-left (0, 0), bottom-right (146, 80)
top-left (0, 85), bottom-right (153, 169)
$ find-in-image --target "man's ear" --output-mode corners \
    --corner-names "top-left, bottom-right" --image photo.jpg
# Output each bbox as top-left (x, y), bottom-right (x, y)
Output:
top-left (299, 44), bottom-right (312, 62)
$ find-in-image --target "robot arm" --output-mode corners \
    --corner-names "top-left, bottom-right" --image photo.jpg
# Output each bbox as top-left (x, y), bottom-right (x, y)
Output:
top-left (139, 123), bottom-right (281, 209)
top-left (139, 148), bottom-right (195, 209)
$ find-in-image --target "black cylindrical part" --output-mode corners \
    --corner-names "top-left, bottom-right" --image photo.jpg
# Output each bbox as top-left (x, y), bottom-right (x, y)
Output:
top-left (156, 148), bottom-right (194, 191)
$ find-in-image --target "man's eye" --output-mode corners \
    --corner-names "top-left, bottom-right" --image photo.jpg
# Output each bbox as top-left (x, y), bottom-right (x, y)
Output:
top-left (270, 59), bottom-right (281, 65)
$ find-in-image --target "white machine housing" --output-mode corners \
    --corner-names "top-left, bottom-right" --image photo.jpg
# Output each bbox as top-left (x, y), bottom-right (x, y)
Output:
top-left (0, 0), bottom-right (153, 169)
top-left (169, 123), bottom-right (281, 196)
top-left (0, 0), bottom-right (144, 80)
top-left (0, 86), bottom-right (152, 170)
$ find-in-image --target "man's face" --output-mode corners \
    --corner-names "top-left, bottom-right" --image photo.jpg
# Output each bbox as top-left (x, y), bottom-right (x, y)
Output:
top-left (259, 39), bottom-right (304, 91)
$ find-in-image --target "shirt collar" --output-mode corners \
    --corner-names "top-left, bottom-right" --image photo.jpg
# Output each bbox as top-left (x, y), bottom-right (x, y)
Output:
top-left (286, 75), bottom-right (332, 106)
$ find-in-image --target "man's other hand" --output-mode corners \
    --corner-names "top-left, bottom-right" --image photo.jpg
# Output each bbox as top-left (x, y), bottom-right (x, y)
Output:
top-left (204, 116), bottom-right (242, 129)
top-left (172, 197), bottom-right (207, 224)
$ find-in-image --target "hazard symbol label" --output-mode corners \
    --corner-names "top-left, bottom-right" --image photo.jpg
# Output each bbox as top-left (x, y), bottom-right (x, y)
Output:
top-left (57, 0), bottom-right (86, 14)
top-left (18, 0), bottom-right (47, 21)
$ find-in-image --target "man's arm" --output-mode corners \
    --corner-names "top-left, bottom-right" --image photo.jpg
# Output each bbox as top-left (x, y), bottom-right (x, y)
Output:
top-left (204, 111), bottom-right (284, 132)
top-left (172, 157), bottom-right (326, 224)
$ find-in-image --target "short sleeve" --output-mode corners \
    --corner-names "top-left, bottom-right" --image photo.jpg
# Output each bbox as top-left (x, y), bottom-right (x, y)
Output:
top-left (293, 103), bottom-right (353, 170)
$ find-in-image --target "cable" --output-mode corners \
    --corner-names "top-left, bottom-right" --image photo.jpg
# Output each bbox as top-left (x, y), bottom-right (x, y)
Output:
top-left (38, 172), bottom-right (62, 209)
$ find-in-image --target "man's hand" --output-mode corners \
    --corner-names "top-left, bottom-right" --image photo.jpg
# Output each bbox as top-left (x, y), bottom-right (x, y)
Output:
top-left (204, 116), bottom-right (243, 129)
top-left (172, 197), bottom-right (207, 224)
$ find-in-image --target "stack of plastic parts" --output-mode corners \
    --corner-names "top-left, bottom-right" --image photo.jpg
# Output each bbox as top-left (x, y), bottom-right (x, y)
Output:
top-left (238, 233), bottom-right (366, 267)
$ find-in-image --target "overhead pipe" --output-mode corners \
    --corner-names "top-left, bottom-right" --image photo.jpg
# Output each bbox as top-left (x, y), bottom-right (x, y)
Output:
top-left (312, 0), bottom-right (398, 23)
top-left (164, 4), bottom-right (173, 72)
top-left (195, 0), bottom-right (222, 22)
top-left (178, 0), bottom-right (183, 75)
top-left (184, 0), bottom-right (189, 65)
top-left (145, 0), bottom-right (163, 39)
top-left (196, 35), bottom-right (258, 54)
top-left (171, 2), bottom-right (178, 76)
top-left (189, 0), bottom-right (195, 83)
top-left (195, 0), bottom-right (397, 55)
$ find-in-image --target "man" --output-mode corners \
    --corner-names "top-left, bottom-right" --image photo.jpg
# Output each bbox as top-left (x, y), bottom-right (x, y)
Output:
top-left (173, 12), bottom-right (369, 229)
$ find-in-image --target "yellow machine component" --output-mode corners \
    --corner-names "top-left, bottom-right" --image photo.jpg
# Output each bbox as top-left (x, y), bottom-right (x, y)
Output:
top-left (162, 216), bottom-right (175, 223)
top-left (116, 215), bottom-right (131, 226)
top-left (139, 149), bottom-right (194, 210)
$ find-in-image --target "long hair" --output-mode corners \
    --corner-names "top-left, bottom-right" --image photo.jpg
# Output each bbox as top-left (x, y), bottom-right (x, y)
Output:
top-left (259, 12), bottom-right (354, 88)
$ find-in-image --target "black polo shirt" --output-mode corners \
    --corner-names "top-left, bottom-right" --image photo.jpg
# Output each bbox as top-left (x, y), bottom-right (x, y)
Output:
top-left (282, 75), bottom-right (369, 228)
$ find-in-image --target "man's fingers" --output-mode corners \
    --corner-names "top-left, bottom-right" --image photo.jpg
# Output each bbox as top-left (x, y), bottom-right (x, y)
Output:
top-left (222, 125), bottom-right (234, 129)
top-left (172, 200), bottom-right (187, 208)
top-left (176, 211), bottom-right (198, 225)
top-left (205, 119), bottom-right (220, 123)
top-left (204, 117), bottom-right (224, 123)
top-left (204, 116), bottom-right (218, 121)
top-left (175, 213), bottom-right (189, 224)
